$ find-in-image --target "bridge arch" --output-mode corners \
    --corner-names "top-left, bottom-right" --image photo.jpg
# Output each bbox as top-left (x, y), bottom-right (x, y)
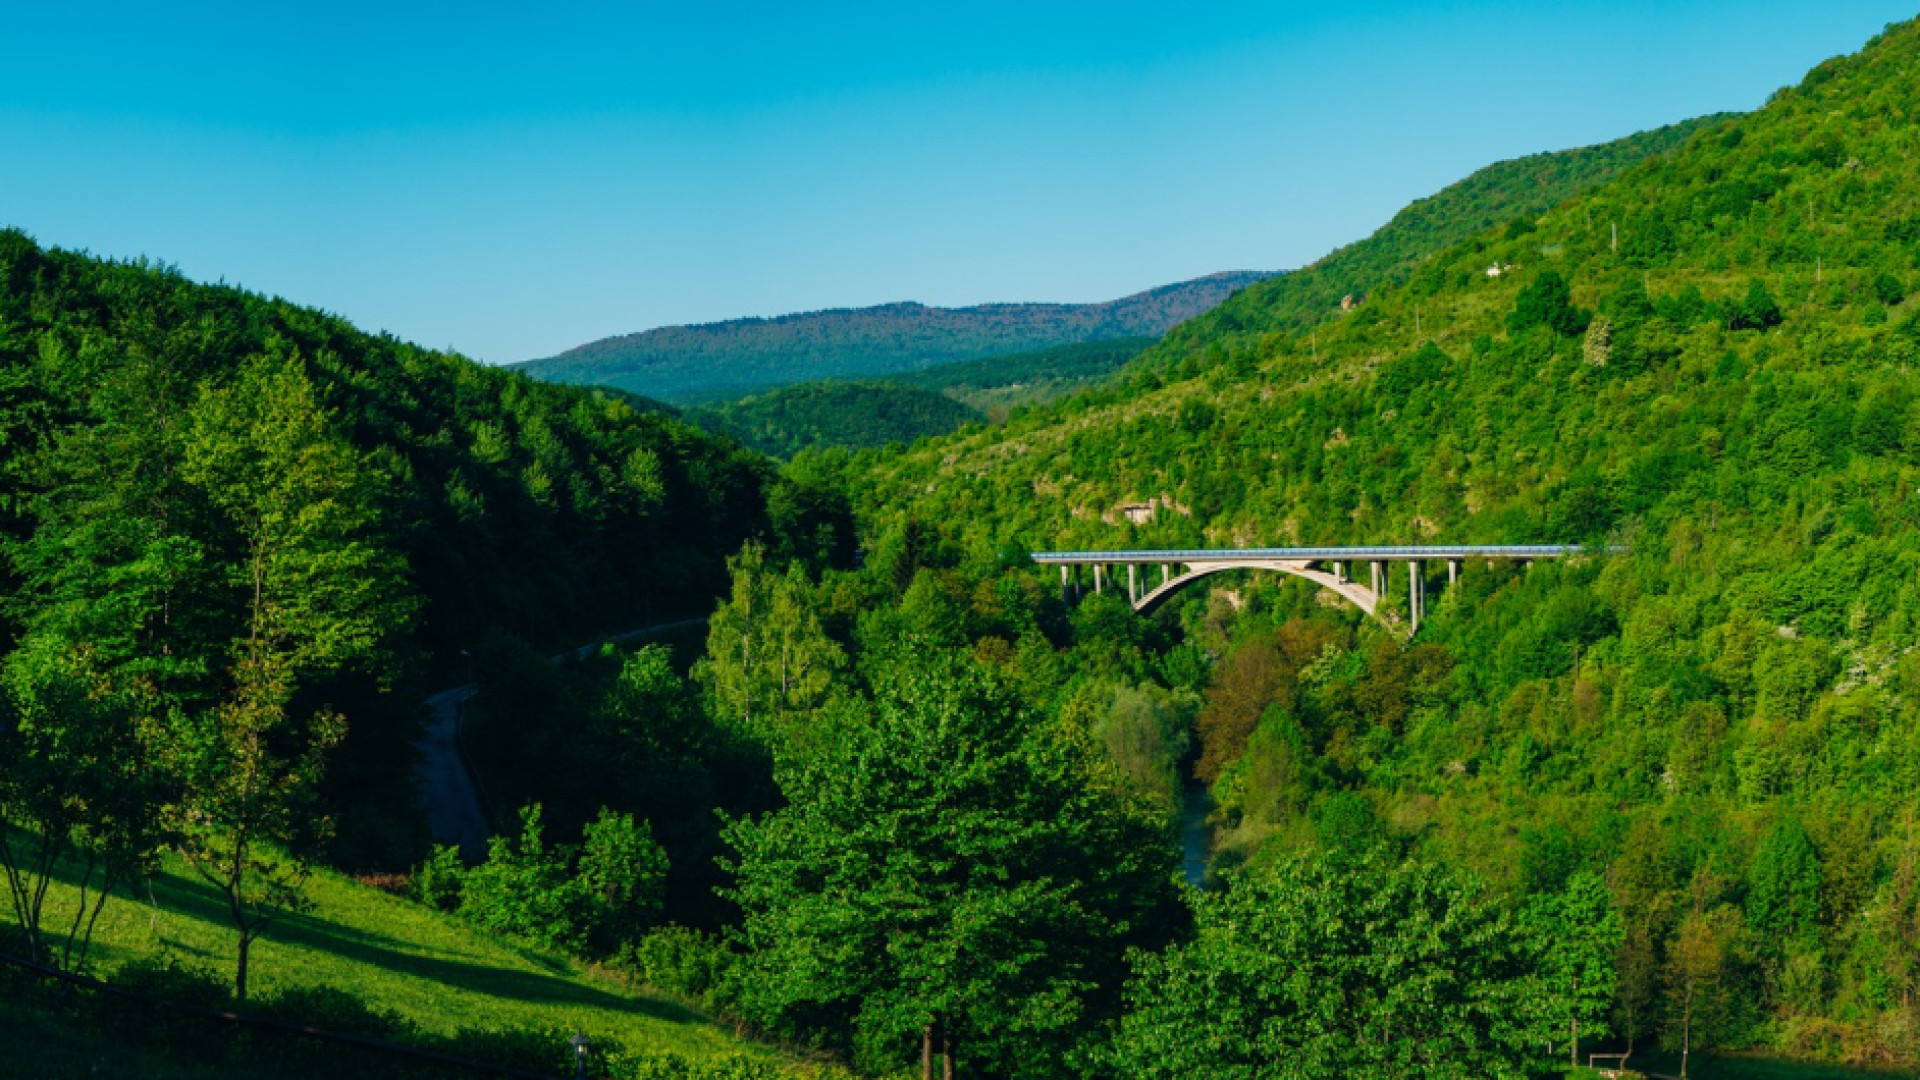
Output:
top-left (1037, 546), bottom-right (1607, 636)
top-left (1133, 559), bottom-right (1385, 623)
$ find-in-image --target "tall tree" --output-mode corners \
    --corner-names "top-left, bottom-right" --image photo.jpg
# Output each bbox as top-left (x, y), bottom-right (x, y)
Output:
top-left (1525, 871), bottom-right (1623, 1067)
top-left (1664, 901), bottom-right (1744, 1079)
top-left (0, 642), bottom-right (164, 972)
top-left (722, 645), bottom-right (1181, 1079)
top-left (169, 353), bottom-right (411, 999)
top-left (1108, 850), bottom-right (1556, 1080)
top-left (696, 543), bottom-right (843, 751)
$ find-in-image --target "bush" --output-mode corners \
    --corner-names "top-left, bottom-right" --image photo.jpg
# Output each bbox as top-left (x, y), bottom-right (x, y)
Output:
top-left (606, 1050), bottom-right (850, 1080)
top-left (439, 1023), bottom-right (617, 1075)
top-left (459, 804), bottom-right (588, 953)
top-left (112, 953), bottom-right (232, 1011)
top-left (579, 808), bottom-right (670, 954)
top-left (410, 843), bottom-right (466, 912)
top-left (1510, 270), bottom-right (1590, 338)
top-left (255, 984), bottom-right (418, 1042)
top-left (621, 925), bottom-right (735, 1005)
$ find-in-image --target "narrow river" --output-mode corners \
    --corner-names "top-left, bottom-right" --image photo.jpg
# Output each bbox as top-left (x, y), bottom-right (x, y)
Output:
top-left (1178, 784), bottom-right (1213, 887)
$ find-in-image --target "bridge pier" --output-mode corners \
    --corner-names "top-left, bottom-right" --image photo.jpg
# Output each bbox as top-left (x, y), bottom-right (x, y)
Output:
top-left (1409, 560), bottom-right (1423, 633)
top-left (1448, 559), bottom-right (1459, 586)
top-left (1128, 564), bottom-right (1138, 605)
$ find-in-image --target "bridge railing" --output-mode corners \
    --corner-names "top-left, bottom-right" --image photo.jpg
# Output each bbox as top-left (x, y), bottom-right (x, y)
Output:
top-left (1031, 545), bottom-right (1612, 564)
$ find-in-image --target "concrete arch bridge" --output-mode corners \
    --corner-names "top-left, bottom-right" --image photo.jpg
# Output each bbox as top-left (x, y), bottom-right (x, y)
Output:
top-left (1031, 546), bottom-right (1611, 634)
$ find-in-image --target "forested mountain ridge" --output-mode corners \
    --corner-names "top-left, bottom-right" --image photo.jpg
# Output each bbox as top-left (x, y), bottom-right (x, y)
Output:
top-left (515, 271), bottom-right (1272, 402)
top-left (0, 230), bottom-right (819, 866)
top-left (821, 18), bottom-right (1920, 1063)
top-left (1140, 113), bottom-right (1728, 375)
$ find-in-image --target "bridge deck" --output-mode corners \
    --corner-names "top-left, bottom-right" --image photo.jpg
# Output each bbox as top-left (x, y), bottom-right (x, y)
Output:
top-left (1031, 545), bottom-right (1593, 565)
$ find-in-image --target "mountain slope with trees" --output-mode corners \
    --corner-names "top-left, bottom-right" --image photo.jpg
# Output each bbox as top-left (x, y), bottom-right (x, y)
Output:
top-left (1144, 113), bottom-right (1727, 372)
top-left (515, 272), bottom-right (1272, 403)
top-left (0, 228), bottom-right (832, 971)
top-left (820, 18), bottom-right (1920, 1067)
top-left (678, 339), bottom-right (1156, 458)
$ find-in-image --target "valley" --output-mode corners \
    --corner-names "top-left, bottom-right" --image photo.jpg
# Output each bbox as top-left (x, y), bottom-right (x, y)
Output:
top-left (8, 12), bottom-right (1920, 1080)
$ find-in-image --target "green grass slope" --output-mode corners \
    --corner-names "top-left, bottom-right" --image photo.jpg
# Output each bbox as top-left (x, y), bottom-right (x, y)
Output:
top-left (1, 841), bottom-right (804, 1075)
top-left (514, 272), bottom-right (1271, 403)
top-left (845, 18), bottom-right (1920, 1060)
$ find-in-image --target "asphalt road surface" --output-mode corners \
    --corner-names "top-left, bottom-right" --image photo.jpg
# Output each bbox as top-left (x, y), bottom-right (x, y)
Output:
top-left (411, 617), bottom-right (710, 861)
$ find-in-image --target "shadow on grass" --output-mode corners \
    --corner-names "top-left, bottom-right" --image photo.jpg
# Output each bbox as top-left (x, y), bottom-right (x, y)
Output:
top-left (20, 831), bottom-right (704, 1025)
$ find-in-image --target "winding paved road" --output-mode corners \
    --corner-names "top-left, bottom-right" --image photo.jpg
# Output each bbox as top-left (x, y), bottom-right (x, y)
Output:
top-left (411, 617), bottom-right (710, 862)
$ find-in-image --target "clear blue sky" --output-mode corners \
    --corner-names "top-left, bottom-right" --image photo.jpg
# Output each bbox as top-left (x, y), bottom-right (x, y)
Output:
top-left (2, 2), bottom-right (1909, 363)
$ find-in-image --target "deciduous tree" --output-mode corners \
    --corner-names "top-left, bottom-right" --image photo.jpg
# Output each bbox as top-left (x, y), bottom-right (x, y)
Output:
top-left (722, 645), bottom-right (1180, 1079)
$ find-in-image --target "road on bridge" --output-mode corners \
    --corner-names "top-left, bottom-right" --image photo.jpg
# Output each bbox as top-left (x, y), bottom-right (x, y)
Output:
top-left (411, 616), bottom-right (710, 862)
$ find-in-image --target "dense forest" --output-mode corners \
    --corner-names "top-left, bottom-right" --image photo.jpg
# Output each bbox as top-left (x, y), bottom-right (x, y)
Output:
top-left (0, 228), bottom-right (855, 930)
top-left (515, 272), bottom-right (1271, 402)
top-left (1147, 113), bottom-right (1726, 371)
top-left (686, 382), bottom-right (979, 459)
top-left (817, 17), bottom-right (1920, 1069)
top-left (680, 340), bottom-right (1156, 458)
top-left (11, 15), bottom-right (1920, 1080)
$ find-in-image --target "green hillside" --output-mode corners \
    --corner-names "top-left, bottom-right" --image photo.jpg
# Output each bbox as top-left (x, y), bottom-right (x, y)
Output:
top-left (514, 271), bottom-right (1272, 403)
top-left (827, 18), bottom-right (1920, 1065)
top-left (680, 339), bottom-right (1154, 458)
top-left (687, 382), bottom-right (980, 459)
top-left (0, 231), bottom-right (830, 870)
top-left (1144, 113), bottom-right (1727, 373)
top-left (14, 15), bottom-right (1920, 1080)
top-left (892, 337), bottom-right (1155, 415)
top-left (1, 841), bottom-right (809, 1078)
top-left (0, 229), bottom-right (864, 1073)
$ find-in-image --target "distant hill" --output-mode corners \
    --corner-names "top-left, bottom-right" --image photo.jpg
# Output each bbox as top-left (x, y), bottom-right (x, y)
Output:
top-left (889, 336), bottom-right (1155, 414)
top-left (688, 382), bottom-right (980, 459)
top-left (677, 338), bottom-right (1156, 458)
top-left (515, 271), bottom-right (1275, 403)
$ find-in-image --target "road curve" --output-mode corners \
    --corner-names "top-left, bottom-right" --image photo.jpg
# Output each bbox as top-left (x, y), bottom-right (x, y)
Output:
top-left (412, 617), bottom-right (711, 862)
top-left (414, 684), bottom-right (488, 861)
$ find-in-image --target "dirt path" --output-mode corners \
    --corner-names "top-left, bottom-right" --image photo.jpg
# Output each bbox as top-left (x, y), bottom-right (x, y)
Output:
top-left (411, 617), bottom-right (710, 862)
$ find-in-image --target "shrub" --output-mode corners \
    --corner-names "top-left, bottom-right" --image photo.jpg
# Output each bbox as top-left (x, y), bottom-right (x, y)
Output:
top-left (254, 984), bottom-right (418, 1042)
top-left (459, 803), bottom-right (589, 953)
top-left (621, 925), bottom-right (735, 1005)
top-left (112, 953), bottom-right (232, 1011)
top-left (410, 843), bottom-right (466, 912)
top-left (579, 809), bottom-right (670, 955)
